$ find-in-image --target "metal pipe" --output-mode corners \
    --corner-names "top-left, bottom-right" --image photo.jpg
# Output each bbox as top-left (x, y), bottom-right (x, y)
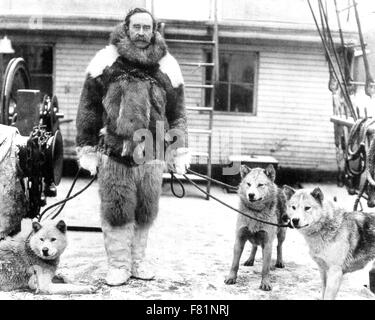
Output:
top-left (349, 81), bottom-right (375, 86)
top-left (330, 115), bottom-right (354, 128)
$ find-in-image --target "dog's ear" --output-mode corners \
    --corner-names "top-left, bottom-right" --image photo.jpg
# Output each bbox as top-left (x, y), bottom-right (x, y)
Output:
top-left (264, 164), bottom-right (276, 182)
top-left (311, 187), bottom-right (324, 205)
top-left (283, 185), bottom-right (296, 200)
top-left (32, 221), bottom-right (42, 233)
top-left (240, 165), bottom-right (251, 179)
top-left (56, 220), bottom-right (67, 233)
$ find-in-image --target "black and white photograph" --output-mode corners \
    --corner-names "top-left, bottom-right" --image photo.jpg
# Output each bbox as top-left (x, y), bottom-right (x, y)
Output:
top-left (1, 0), bottom-right (375, 305)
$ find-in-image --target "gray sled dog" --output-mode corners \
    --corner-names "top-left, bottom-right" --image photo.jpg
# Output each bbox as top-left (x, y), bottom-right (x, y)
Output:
top-left (0, 219), bottom-right (96, 295)
top-left (283, 185), bottom-right (375, 300)
top-left (225, 164), bottom-right (288, 291)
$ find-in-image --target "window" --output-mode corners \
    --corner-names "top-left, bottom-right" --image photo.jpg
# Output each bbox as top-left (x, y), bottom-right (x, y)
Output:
top-left (206, 50), bottom-right (258, 114)
top-left (9, 44), bottom-right (54, 99)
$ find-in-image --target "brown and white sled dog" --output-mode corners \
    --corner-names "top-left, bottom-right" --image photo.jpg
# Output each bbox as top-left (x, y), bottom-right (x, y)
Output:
top-left (0, 219), bottom-right (96, 295)
top-left (283, 185), bottom-right (375, 300)
top-left (225, 165), bottom-right (288, 291)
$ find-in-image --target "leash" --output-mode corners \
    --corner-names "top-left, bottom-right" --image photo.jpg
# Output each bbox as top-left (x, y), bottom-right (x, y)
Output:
top-left (186, 168), bottom-right (239, 191)
top-left (169, 170), bottom-right (291, 229)
top-left (170, 172), bottom-right (185, 198)
top-left (39, 165), bottom-right (291, 228)
top-left (39, 168), bottom-right (81, 221)
top-left (38, 168), bottom-right (97, 222)
top-left (169, 168), bottom-right (238, 198)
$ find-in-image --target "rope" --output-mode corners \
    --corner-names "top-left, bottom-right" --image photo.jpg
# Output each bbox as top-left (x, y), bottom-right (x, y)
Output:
top-left (365, 135), bottom-right (375, 188)
top-left (334, 0), bottom-right (353, 89)
top-left (186, 168), bottom-right (239, 191)
top-left (40, 168), bottom-right (82, 221)
top-left (169, 168), bottom-right (238, 198)
top-left (346, 118), bottom-right (375, 177)
top-left (345, 118), bottom-right (368, 177)
top-left (307, 0), bottom-right (357, 120)
top-left (318, 0), bottom-right (351, 98)
top-left (38, 170), bottom-right (97, 221)
top-left (39, 166), bottom-right (288, 229)
top-left (168, 170), bottom-right (291, 229)
top-left (344, 118), bottom-right (375, 208)
top-left (347, 118), bottom-right (368, 159)
top-left (170, 172), bottom-right (185, 198)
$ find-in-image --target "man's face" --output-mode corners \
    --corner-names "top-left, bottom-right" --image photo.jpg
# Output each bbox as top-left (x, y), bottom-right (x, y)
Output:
top-left (128, 12), bottom-right (154, 49)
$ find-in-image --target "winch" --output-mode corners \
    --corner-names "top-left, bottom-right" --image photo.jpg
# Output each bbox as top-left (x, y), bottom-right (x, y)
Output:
top-left (0, 57), bottom-right (64, 225)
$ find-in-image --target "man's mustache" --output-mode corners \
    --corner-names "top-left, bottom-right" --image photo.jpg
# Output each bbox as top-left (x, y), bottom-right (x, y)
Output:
top-left (135, 35), bottom-right (148, 42)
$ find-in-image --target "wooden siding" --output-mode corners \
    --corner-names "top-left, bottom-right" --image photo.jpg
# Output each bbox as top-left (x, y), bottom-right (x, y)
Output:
top-left (55, 38), bottom-right (336, 170)
top-left (55, 37), bottom-right (106, 155)
top-left (0, 0), bottom-right (146, 18)
top-left (175, 46), bottom-right (337, 170)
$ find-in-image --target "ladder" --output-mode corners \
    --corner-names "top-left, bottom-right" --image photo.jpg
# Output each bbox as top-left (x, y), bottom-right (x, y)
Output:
top-left (159, 2), bottom-right (219, 200)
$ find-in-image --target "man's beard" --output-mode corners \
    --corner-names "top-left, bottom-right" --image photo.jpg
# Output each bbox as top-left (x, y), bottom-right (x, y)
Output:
top-left (114, 26), bottom-right (167, 66)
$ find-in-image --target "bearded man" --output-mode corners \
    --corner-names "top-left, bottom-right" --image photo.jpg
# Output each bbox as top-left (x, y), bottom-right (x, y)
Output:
top-left (75, 8), bottom-right (190, 286)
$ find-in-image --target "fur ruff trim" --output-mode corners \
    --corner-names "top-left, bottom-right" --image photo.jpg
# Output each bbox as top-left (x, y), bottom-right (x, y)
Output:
top-left (86, 23), bottom-right (183, 87)
top-left (86, 45), bottom-right (120, 78)
top-left (159, 52), bottom-right (184, 88)
top-left (110, 23), bottom-right (167, 67)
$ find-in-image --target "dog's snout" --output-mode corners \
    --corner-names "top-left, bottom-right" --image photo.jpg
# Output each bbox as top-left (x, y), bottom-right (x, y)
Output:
top-left (248, 193), bottom-right (255, 201)
top-left (291, 218), bottom-right (300, 227)
top-left (42, 247), bottom-right (49, 256)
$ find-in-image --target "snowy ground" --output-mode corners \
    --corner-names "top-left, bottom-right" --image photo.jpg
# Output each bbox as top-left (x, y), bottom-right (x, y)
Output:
top-left (1, 176), bottom-right (375, 300)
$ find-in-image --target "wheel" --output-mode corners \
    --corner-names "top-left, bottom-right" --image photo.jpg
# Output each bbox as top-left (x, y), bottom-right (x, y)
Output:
top-left (46, 129), bottom-right (64, 186)
top-left (0, 58), bottom-right (31, 125)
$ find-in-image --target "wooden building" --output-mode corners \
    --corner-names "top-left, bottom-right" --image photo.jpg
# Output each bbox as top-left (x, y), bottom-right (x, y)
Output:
top-left (0, 0), bottom-right (362, 172)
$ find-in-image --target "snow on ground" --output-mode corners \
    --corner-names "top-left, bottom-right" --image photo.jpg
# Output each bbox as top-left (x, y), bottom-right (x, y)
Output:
top-left (1, 177), bottom-right (375, 300)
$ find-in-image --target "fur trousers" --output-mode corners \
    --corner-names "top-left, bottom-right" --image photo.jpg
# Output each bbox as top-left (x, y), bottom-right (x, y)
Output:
top-left (98, 155), bottom-right (164, 275)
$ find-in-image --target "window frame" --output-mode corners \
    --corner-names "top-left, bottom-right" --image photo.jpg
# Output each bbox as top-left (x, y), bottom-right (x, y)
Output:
top-left (10, 42), bottom-right (55, 99)
top-left (205, 48), bottom-right (259, 116)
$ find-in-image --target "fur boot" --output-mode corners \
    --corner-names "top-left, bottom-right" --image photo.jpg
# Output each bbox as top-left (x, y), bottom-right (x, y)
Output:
top-left (98, 157), bottom-right (164, 285)
top-left (131, 224), bottom-right (154, 280)
top-left (101, 220), bottom-right (135, 286)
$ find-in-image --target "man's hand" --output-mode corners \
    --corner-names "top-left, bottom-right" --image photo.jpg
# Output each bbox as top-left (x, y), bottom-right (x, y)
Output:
top-left (76, 146), bottom-right (98, 176)
top-left (166, 147), bottom-right (191, 175)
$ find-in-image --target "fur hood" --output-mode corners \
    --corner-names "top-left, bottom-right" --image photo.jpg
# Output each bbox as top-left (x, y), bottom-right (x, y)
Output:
top-left (109, 22), bottom-right (167, 67)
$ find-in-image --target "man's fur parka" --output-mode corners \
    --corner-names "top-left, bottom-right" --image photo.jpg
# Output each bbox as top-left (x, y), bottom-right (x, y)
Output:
top-left (76, 22), bottom-right (187, 161)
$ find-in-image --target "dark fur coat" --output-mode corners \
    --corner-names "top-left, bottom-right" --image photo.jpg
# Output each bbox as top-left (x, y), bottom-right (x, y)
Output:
top-left (75, 22), bottom-right (187, 162)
